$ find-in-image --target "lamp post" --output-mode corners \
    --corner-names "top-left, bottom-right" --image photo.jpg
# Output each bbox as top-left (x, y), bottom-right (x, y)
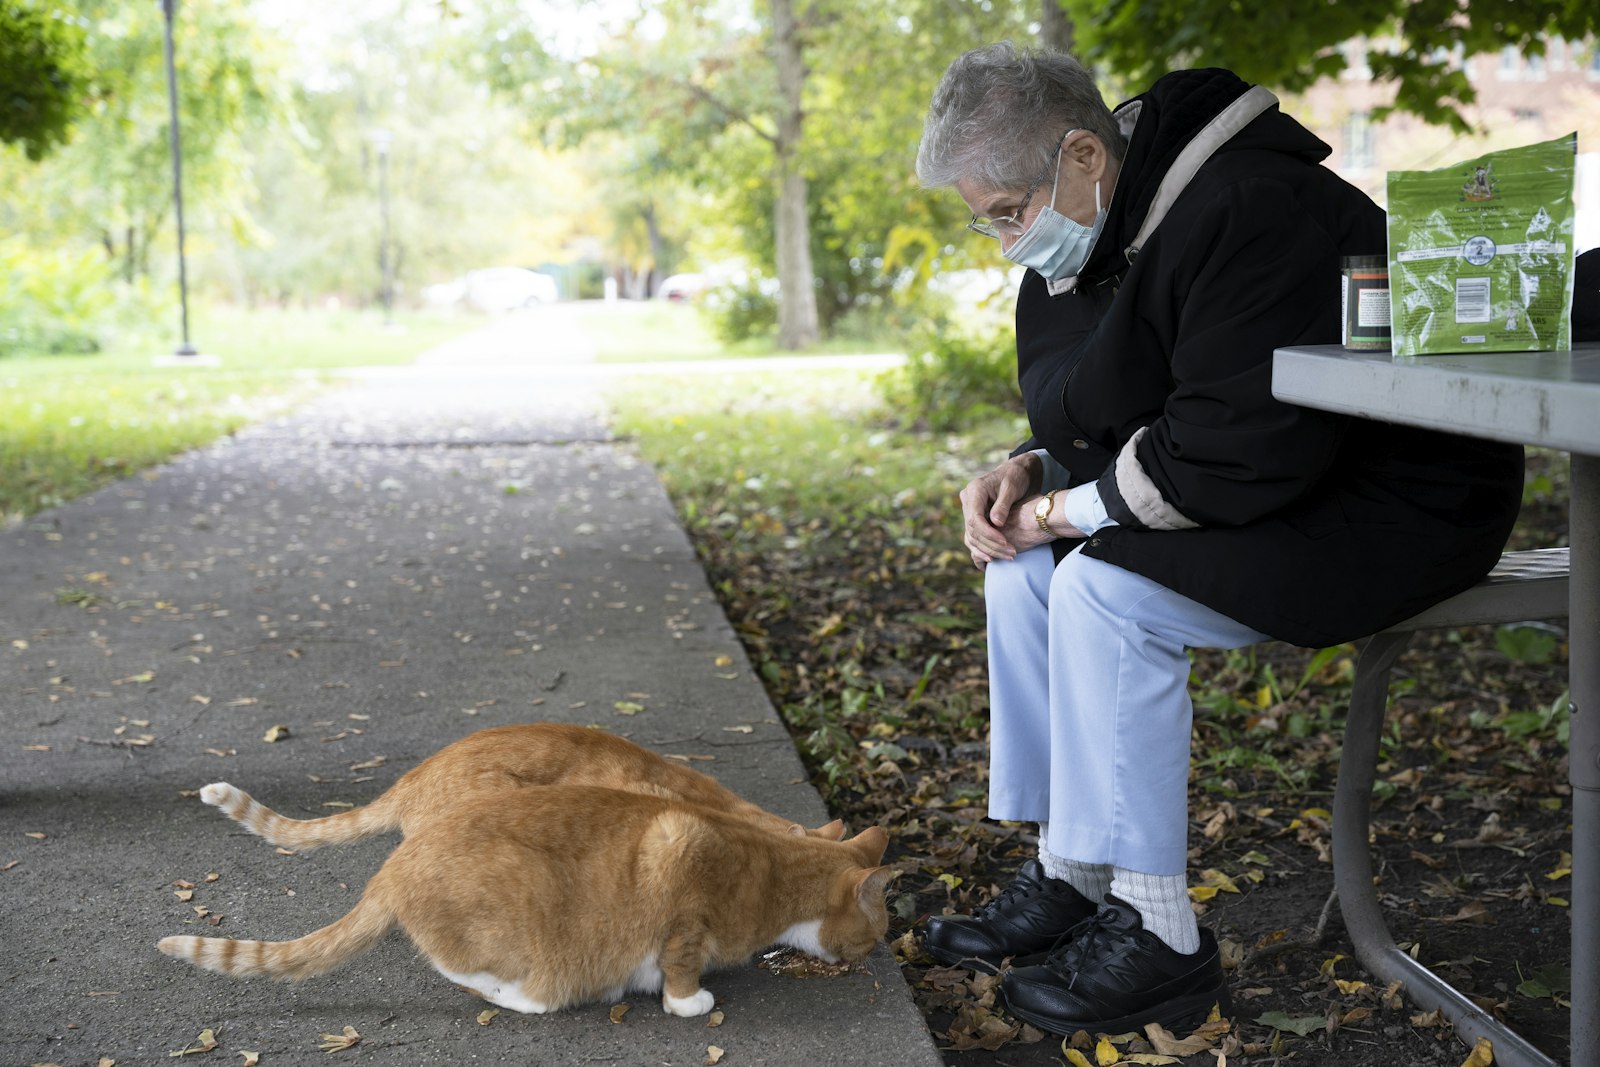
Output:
top-left (370, 128), bottom-right (394, 327)
top-left (159, 0), bottom-right (204, 362)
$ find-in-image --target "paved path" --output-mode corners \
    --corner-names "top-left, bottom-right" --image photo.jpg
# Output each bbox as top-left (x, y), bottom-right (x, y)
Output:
top-left (0, 309), bottom-right (940, 1066)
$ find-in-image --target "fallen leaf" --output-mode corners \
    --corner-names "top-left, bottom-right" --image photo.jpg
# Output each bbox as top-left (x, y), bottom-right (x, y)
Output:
top-left (1255, 1011), bottom-right (1325, 1037)
top-left (205, 872), bottom-right (220, 883)
top-left (24, 832), bottom-right (46, 841)
top-left (237, 1053), bottom-right (259, 1067)
top-left (476, 1009), bottom-right (498, 1026)
top-left (722, 725), bottom-right (754, 734)
top-left (1145, 1019), bottom-right (1226, 1056)
top-left (169, 1028), bottom-right (219, 1057)
top-left (226, 698), bottom-right (258, 707)
top-left (705, 1047), bottom-right (725, 1066)
top-left (714, 655), bottom-right (733, 667)
top-left (1064, 1050), bottom-right (1095, 1067)
top-left (275, 847), bottom-right (295, 856)
top-left (614, 700), bottom-right (646, 715)
top-left (348, 756), bottom-right (386, 771)
top-left (707, 1010), bottom-right (725, 1027)
top-left (1439, 901), bottom-right (1493, 925)
top-left (1095, 1035), bottom-right (1120, 1065)
top-left (317, 1025), bottom-right (361, 1053)
top-left (174, 890), bottom-right (194, 902)
top-left (101, 1059), bottom-right (117, 1067)
top-left (262, 725), bottom-right (290, 743)
top-left (23, 744), bottom-right (49, 752)
top-left (1458, 1036), bottom-right (1494, 1067)
top-left (609, 1003), bottom-right (630, 1024)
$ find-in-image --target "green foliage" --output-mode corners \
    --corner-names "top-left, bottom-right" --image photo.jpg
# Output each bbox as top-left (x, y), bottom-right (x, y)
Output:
top-left (1500, 689), bottom-right (1571, 744)
top-left (1063, 0), bottom-right (1600, 133)
top-left (701, 275), bottom-right (780, 345)
top-left (0, 2), bottom-right (93, 160)
top-left (877, 324), bottom-right (1020, 432)
top-left (0, 237), bottom-right (164, 356)
top-left (1496, 624), bottom-right (1561, 666)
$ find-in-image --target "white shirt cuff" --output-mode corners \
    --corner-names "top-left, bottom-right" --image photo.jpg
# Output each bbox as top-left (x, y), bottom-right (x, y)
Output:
top-left (1063, 481), bottom-right (1116, 535)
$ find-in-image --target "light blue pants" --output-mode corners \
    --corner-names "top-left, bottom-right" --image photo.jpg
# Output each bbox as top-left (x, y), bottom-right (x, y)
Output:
top-left (985, 544), bottom-right (1269, 876)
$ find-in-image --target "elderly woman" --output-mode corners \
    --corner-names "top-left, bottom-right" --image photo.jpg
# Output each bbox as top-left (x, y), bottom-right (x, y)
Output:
top-left (915, 44), bottom-right (1524, 1036)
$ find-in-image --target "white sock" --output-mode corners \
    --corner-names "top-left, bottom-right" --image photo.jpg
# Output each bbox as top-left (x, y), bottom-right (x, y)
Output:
top-left (1037, 823), bottom-right (1111, 902)
top-left (1111, 867), bottom-right (1200, 954)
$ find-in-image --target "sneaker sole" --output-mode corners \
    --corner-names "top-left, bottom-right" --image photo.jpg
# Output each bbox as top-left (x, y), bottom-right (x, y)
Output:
top-left (1001, 984), bottom-right (1233, 1038)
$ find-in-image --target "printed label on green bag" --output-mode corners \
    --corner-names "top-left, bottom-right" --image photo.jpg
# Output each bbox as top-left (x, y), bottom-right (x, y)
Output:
top-left (1387, 133), bottom-right (1576, 356)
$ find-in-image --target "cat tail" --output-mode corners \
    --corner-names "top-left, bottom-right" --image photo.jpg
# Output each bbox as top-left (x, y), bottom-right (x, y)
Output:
top-left (158, 892), bottom-right (395, 981)
top-left (199, 782), bottom-right (402, 850)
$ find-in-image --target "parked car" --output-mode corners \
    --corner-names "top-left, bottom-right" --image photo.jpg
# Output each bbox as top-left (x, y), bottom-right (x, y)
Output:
top-left (656, 272), bottom-right (707, 302)
top-left (423, 268), bottom-right (558, 311)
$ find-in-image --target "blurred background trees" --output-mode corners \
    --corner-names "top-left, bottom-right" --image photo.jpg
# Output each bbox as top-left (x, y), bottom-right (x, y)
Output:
top-left (1, 0), bottom-right (1595, 358)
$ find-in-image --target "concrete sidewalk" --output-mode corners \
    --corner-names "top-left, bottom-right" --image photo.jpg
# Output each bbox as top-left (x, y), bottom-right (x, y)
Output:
top-left (0, 312), bottom-right (941, 1066)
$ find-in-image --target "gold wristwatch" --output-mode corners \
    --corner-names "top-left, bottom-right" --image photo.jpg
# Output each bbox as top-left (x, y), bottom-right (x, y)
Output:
top-left (1034, 490), bottom-right (1058, 533)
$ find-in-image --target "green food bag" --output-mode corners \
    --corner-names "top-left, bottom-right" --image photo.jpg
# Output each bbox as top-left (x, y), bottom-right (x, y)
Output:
top-left (1387, 133), bottom-right (1577, 356)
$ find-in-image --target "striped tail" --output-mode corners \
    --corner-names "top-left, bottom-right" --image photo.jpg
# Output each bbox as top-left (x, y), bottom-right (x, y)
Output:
top-left (158, 892), bottom-right (394, 981)
top-left (200, 782), bottom-right (400, 850)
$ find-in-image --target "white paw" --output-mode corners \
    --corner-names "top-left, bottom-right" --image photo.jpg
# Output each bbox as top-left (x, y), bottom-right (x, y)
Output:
top-left (662, 988), bottom-right (715, 1017)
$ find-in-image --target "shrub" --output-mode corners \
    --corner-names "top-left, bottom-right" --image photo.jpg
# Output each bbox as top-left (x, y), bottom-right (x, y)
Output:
top-left (0, 238), bottom-right (165, 357)
top-left (699, 273), bottom-right (780, 345)
top-left (877, 324), bottom-right (1020, 432)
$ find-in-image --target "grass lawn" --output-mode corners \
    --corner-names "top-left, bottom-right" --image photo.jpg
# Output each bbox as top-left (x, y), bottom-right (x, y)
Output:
top-left (609, 366), bottom-right (1019, 538)
top-left (0, 305), bottom-right (476, 524)
top-left (573, 299), bottom-right (903, 363)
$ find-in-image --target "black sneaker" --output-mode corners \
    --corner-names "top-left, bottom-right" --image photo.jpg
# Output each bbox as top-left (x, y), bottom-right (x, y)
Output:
top-left (922, 859), bottom-right (1098, 972)
top-left (1000, 897), bottom-right (1230, 1035)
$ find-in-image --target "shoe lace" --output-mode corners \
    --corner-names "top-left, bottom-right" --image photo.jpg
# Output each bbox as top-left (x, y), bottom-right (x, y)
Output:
top-left (1043, 909), bottom-right (1125, 983)
top-left (975, 875), bottom-right (1042, 919)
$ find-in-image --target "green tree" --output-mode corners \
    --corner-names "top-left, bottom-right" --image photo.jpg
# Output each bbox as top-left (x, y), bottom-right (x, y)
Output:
top-left (1060, 0), bottom-right (1600, 132)
top-left (0, 2), bottom-right (93, 160)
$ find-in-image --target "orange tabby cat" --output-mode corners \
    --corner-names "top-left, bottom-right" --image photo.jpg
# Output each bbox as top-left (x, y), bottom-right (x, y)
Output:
top-left (160, 786), bottom-right (892, 1017)
top-left (201, 722), bottom-right (843, 847)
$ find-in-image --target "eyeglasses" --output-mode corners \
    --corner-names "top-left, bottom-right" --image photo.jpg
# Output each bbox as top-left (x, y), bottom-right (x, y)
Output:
top-left (967, 127), bottom-right (1079, 240)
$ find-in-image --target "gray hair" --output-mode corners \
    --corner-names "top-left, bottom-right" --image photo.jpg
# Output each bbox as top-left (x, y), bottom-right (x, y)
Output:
top-left (916, 41), bottom-right (1126, 193)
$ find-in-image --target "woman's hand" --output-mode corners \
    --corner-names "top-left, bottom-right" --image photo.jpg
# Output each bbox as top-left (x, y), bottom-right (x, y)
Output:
top-left (998, 495), bottom-right (1086, 553)
top-left (958, 454), bottom-right (1041, 569)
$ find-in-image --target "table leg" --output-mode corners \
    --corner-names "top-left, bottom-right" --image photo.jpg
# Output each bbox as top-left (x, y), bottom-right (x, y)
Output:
top-left (1570, 452), bottom-right (1600, 1067)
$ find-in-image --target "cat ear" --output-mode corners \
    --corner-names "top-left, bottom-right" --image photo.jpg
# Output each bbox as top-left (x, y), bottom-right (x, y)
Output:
top-left (787, 823), bottom-right (806, 837)
top-left (846, 825), bottom-right (888, 865)
top-left (813, 818), bottom-right (847, 841)
top-left (853, 865), bottom-right (898, 910)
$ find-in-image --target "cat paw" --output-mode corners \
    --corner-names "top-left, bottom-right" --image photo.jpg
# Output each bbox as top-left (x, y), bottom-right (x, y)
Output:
top-left (662, 988), bottom-right (715, 1017)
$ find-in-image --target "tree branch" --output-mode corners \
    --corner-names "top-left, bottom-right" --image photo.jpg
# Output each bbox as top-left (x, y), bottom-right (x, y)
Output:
top-left (673, 77), bottom-right (779, 146)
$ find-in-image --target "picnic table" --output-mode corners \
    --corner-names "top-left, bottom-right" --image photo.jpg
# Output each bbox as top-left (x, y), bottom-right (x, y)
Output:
top-left (1272, 342), bottom-right (1600, 1067)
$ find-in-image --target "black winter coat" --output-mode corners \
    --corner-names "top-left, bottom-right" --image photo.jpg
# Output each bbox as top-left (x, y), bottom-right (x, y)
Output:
top-left (1017, 69), bottom-right (1524, 647)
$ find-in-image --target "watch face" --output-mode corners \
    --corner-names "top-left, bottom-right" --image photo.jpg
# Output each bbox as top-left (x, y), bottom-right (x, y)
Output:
top-left (1036, 495), bottom-right (1050, 517)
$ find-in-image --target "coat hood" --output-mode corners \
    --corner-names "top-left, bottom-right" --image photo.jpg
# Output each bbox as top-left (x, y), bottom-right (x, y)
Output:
top-left (1077, 68), bottom-right (1333, 284)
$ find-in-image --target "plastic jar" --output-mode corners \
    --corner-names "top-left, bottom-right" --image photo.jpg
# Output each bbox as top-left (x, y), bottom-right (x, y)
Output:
top-left (1341, 254), bottom-right (1391, 350)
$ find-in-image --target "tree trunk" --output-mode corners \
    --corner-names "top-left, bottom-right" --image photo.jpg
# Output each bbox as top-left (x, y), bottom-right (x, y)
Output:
top-left (1040, 0), bottom-right (1075, 54)
top-left (770, 0), bottom-right (819, 350)
top-left (643, 202), bottom-right (665, 297)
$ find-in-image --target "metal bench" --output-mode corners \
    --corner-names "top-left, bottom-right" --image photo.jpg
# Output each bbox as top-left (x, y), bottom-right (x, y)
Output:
top-left (1332, 547), bottom-right (1571, 1067)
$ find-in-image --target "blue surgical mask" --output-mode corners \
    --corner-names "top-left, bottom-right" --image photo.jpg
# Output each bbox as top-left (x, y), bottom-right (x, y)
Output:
top-left (1004, 161), bottom-right (1106, 282)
